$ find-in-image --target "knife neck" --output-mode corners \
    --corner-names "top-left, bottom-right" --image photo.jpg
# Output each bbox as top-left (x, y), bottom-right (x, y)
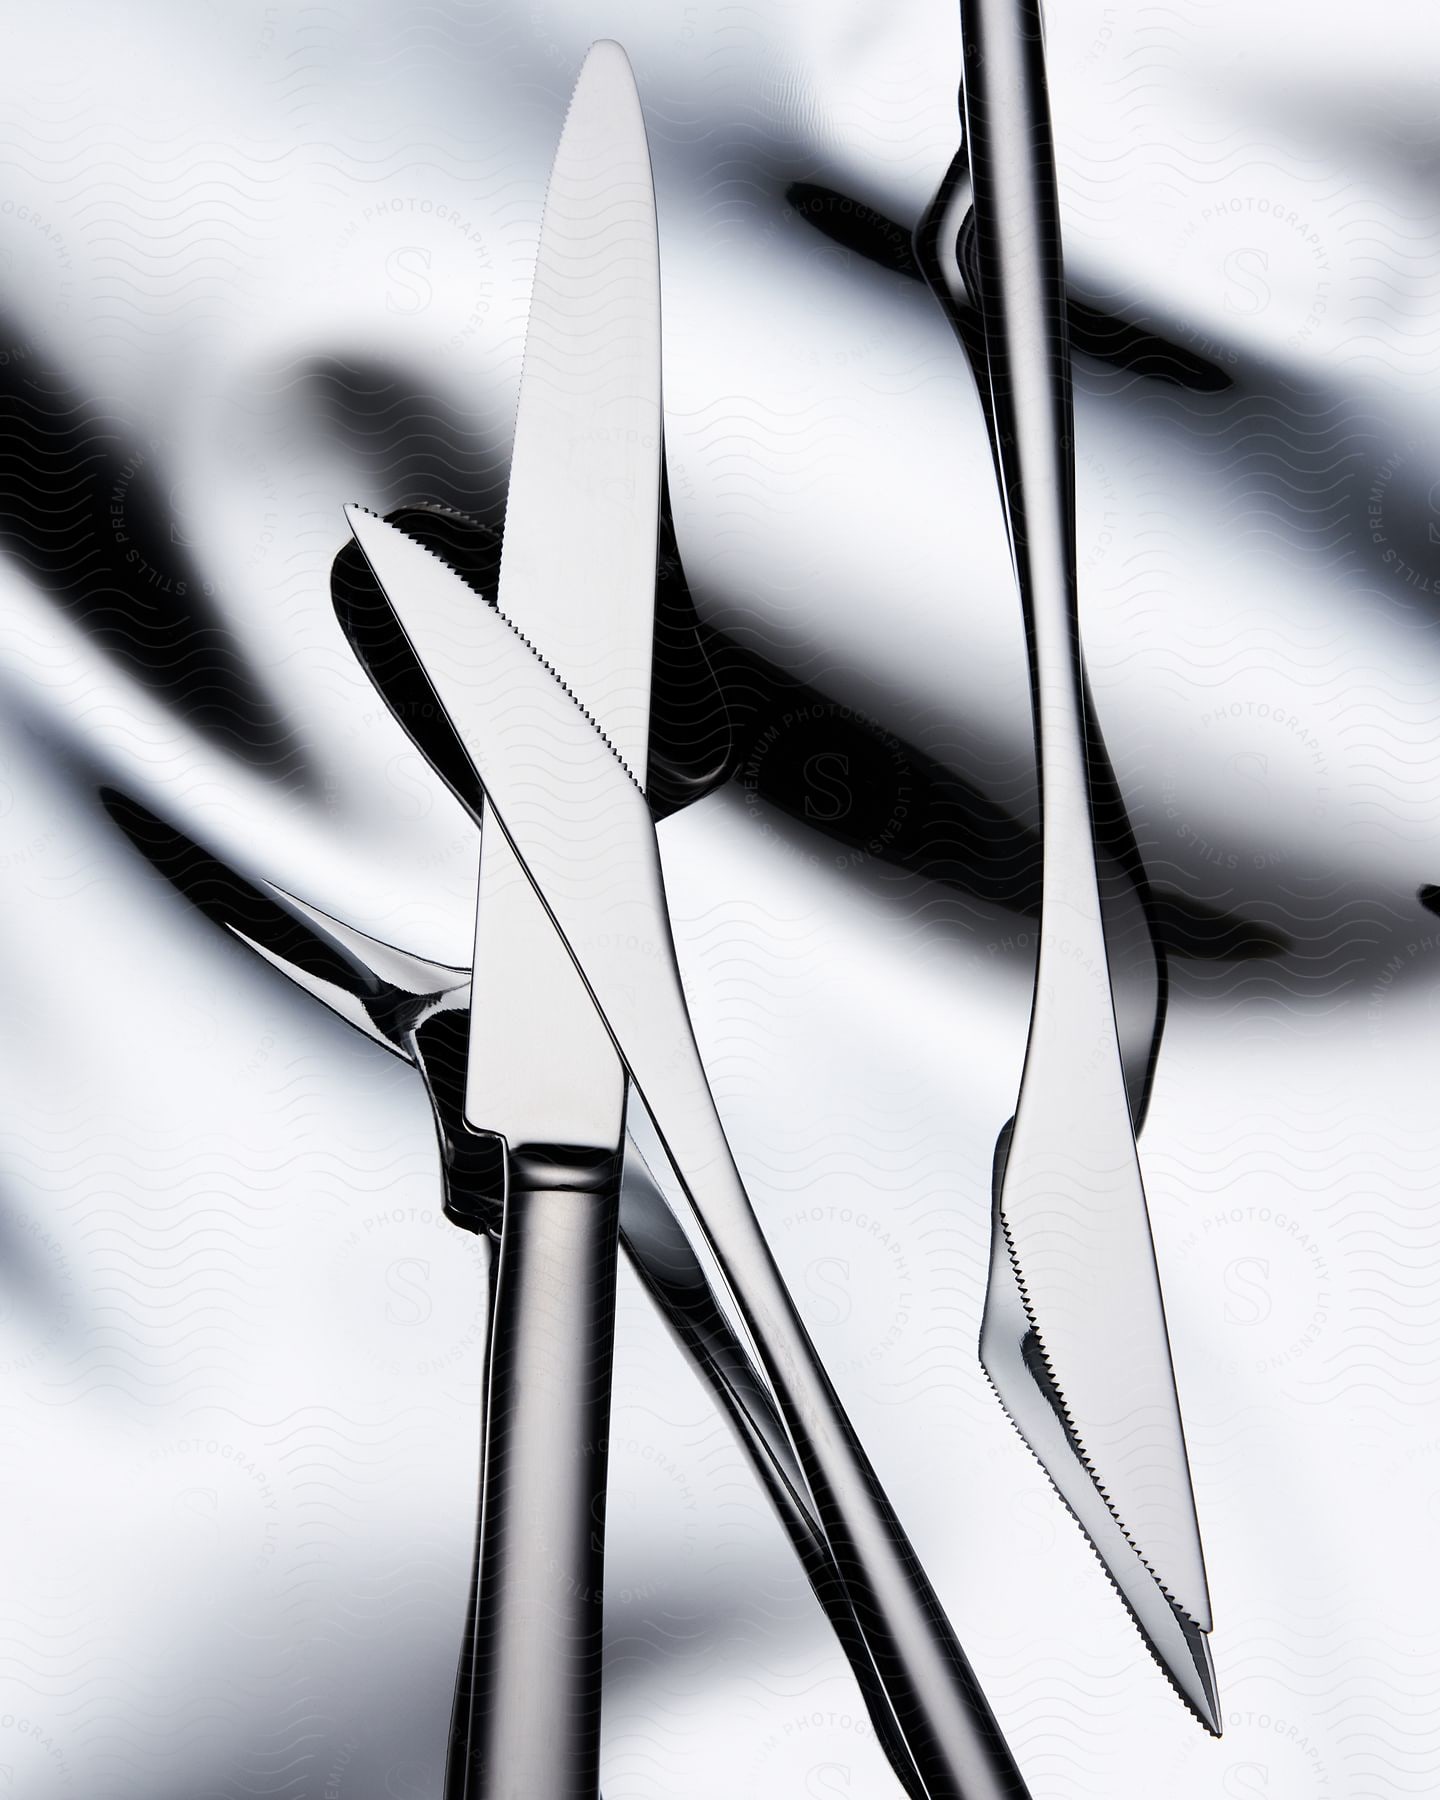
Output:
top-left (505, 1141), bottom-right (623, 1195)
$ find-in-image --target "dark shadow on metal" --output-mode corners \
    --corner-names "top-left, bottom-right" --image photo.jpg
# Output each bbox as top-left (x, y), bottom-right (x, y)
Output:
top-left (0, 313), bottom-right (307, 774)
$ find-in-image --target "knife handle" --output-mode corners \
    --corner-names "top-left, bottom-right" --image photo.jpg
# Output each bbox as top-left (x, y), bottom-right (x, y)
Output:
top-left (719, 1223), bottom-right (1032, 1800)
top-left (617, 1148), bottom-right (931, 1799)
top-left (447, 1146), bottom-right (622, 1800)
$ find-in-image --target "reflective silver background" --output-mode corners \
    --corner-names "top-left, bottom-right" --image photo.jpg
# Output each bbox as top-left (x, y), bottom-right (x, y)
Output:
top-left (0, 2), bottom-right (1437, 1795)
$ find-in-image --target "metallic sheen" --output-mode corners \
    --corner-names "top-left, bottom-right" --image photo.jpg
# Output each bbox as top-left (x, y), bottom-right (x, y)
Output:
top-left (925, 0), bottom-right (1217, 1728)
top-left (465, 36), bottom-right (660, 1151)
top-left (450, 42), bottom-right (660, 1800)
top-left (344, 504), bottom-right (1031, 1800)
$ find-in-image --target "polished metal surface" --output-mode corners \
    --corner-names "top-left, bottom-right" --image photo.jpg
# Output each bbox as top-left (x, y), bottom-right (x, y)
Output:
top-left (465, 37), bottom-right (659, 1153)
top-left (451, 42), bottom-right (661, 1800)
top-left (346, 505), bottom-right (1029, 1800)
top-left (232, 885), bottom-right (472, 1053)
top-left (218, 862), bottom-right (836, 1638)
top-left (3, 5), bottom-right (1439, 1796)
top-left (912, 4), bottom-right (1218, 1731)
top-left (976, 1149), bottom-right (1220, 1729)
top-left (232, 859), bottom-right (939, 1790)
top-left (454, 1158), bottom-right (621, 1800)
top-left (948, 0), bottom-right (1213, 1684)
top-left (334, 491), bottom-right (944, 1793)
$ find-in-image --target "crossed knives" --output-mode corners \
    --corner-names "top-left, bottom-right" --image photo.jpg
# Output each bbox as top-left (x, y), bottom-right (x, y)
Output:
top-left (199, 29), bottom-right (1216, 1800)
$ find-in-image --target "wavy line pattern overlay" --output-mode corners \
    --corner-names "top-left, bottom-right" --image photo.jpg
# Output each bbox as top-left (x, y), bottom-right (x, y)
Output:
top-left (0, 2), bottom-right (1436, 1796)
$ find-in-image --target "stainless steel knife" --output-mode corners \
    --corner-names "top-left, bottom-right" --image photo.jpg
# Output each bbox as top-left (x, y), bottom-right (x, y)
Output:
top-left (343, 502), bottom-right (1032, 1800)
top-left (446, 40), bottom-right (659, 1800)
top-left (914, 0), bottom-right (1218, 1732)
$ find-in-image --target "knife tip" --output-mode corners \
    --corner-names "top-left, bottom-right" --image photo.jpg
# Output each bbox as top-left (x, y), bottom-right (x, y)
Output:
top-left (583, 37), bottom-right (630, 67)
top-left (1180, 1615), bottom-right (1222, 1737)
top-left (569, 38), bottom-right (640, 113)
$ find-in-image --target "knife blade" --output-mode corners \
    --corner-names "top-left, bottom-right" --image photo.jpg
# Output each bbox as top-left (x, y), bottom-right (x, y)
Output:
top-left (464, 31), bottom-right (659, 1150)
top-left (449, 40), bottom-right (659, 1800)
top-left (343, 502), bottom-right (1032, 1800)
top-left (913, 0), bottom-right (1217, 1732)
